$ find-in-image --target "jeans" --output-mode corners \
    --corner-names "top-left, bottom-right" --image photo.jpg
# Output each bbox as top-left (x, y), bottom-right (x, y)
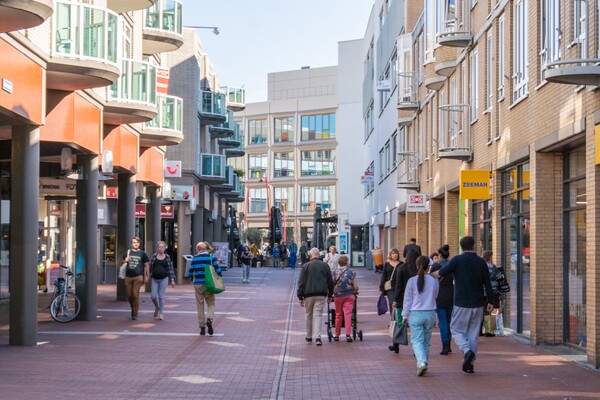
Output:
top-left (436, 307), bottom-right (452, 345)
top-left (289, 253), bottom-right (297, 269)
top-left (242, 263), bottom-right (250, 281)
top-left (124, 275), bottom-right (144, 317)
top-left (151, 277), bottom-right (169, 313)
top-left (408, 310), bottom-right (436, 367)
top-left (194, 284), bottom-right (216, 327)
top-left (334, 295), bottom-right (355, 336)
top-left (304, 296), bottom-right (326, 339)
top-left (450, 306), bottom-right (484, 358)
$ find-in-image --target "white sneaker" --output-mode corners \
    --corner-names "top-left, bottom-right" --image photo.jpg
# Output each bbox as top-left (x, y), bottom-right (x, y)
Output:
top-left (417, 362), bottom-right (428, 377)
top-left (158, 313), bottom-right (164, 321)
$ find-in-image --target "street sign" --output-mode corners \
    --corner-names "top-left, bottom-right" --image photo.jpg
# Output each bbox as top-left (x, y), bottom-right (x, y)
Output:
top-left (407, 194), bottom-right (429, 212)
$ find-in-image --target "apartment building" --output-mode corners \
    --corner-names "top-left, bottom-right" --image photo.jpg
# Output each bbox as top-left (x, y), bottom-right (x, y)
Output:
top-left (358, 0), bottom-right (599, 366)
top-left (0, 0), bottom-right (185, 345)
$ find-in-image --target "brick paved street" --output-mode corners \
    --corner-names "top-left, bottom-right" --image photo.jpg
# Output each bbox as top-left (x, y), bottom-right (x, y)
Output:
top-left (0, 267), bottom-right (599, 400)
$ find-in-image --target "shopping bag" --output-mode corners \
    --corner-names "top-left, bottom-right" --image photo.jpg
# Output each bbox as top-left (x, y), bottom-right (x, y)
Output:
top-left (483, 313), bottom-right (497, 334)
top-left (495, 311), bottom-right (504, 335)
top-left (393, 321), bottom-right (409, 346)
top-left (118, 263), bottom-right (127, 280)
top-left (204, 264), bottom-right (225, 294)
top-left (377, 294), bottom-right (388, 315)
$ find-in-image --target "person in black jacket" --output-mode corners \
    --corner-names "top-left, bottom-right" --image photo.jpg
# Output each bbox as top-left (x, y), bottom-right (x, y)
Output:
top-left (429, 244), bottom-right (453, 355)
top-left (403, 238), bottom-right (422, 258)
top-left (297, 247), bottom-right (334, 346)
top-left (379, 248), bottom-right (402, 315)
top-left (389, 248), bottom-right (419, 353)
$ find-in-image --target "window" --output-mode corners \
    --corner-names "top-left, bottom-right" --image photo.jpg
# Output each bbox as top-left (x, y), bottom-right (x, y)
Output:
top-left (273, 152), bottom-right (294, 177)
top-left (301, 113), bottom-right (336, 141)
top-left (301, 150), bottom-right (336, 176)
top-left (364, 162), bottom-right (375, 197)
top-left (274, 116), bottom-right (294, 143)
top-left (513, 0), bottom-right (528, 102)
top-left (470, 49), bottom-right (479, 122)
top-left (248, 119), bottom-right (268, 144)
top-left (540, 0), bottom-right (560, 78)
top-left (249, 188), bottom-right (267, 213)
top-left (498, 14), bottom-right (505, 101)
top-left (301, 186), bottom-right (335, 212)
top-left (391, 132), bottom-right (398, 168)
top-left (248, 154), bottom-right (267, 179)
top-left (472, 200), bottom-right (493, 255)
top-left (274, 187), bottom-right (294, 212)
top-left (379, 149), bottom-right (384, 179)
top-left (424, 0), bottom-right (436, 61)
top-left (385, 142), bottom-right (391, 174)
top-left (364, 102), bottom-right (374, 140)
top-left (486, 30), bottom-right (493, 112)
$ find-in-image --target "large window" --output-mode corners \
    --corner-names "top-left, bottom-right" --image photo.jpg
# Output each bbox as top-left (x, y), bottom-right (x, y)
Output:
top-left (249, 119), bottom-right (268, 144)
top-left (513, 0), bottom-right (528, 101)
top-left (301, 186), bottom-right (335, 212)
top-left (274, 187), bottom-right (294, 212)
top-left (301, 113), bottom-right (336, 141)
top-left (364, 102), bottom-right (374, 140)
top-left (274, 116), bottom-right (294, 143)
top-left (470, 49), bottom-right (478, 122)
top-left (249, 188), bottom-right (268, 213)
top-left (248, 154), bottom-right (267, 179)
top-left (301, 150), bottom-right (335, 176)
top-left (472, 200), bottom-right (493, 255)
top-left (540, 0), bottom-right (560, 77)
top-left (274, 152), bottom-right (294, 177)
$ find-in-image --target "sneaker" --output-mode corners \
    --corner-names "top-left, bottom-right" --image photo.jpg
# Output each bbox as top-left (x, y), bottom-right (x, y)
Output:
top-left (315, 338), bottom-right (323, 346)
top-left (153, 308), bottom-right (159, 318)
top-left (462, 350), bottom-right (475, 373)
top-left (207, 319), bottom-right (214, 335)
top-left (418, 363), bottom-right (428, 377)
top-left (305, 337), bottom-right (312, 343)
top-left (200, 327), bottom-right (206, 336)
top-left (158, 313), bottom-right (164, 321)
top-left (333, 336), bottom-right (340, 342)
top-left (132, 315), bottom-right (138, 321)
top-left (346, 335), bottom-right (353, 343)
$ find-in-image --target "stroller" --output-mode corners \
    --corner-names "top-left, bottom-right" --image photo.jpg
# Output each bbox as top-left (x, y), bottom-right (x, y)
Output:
top-left (326, 295), bottom-right (363, 342)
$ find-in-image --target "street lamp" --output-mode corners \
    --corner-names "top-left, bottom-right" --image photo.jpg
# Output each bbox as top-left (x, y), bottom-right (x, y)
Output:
top-left (185, 25), bottom-right (220, 35)
top-left (227, 206), bottom-right (238, 269)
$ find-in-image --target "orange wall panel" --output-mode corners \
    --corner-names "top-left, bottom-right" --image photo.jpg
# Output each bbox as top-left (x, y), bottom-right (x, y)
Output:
top-left (103, 125), bottom-right (139, 173)
top-left (0, 39), bottom-right (44, 125)
top-left (138, 147), bottom-right (164, 185)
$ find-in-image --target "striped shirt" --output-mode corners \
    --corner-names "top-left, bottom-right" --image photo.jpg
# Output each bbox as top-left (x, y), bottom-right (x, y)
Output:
top-left (188, 251), bottom-right (221, 285)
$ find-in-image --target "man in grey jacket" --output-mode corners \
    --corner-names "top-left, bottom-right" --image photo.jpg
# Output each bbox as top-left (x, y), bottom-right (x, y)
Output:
top-left (297, 248), bottom-right (334, 346)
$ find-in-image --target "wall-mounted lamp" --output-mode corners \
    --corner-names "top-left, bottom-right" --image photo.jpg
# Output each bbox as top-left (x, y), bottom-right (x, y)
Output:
top-left (185, 26), bottom-right (220, 35)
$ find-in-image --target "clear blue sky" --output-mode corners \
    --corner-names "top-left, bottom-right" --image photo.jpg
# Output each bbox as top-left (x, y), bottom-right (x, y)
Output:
top-left (182, 1), bottom-right (374, 103)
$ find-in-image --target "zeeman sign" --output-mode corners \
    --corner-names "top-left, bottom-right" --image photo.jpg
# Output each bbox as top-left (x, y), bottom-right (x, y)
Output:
top-left (459, 170), bottom-right (491, 200)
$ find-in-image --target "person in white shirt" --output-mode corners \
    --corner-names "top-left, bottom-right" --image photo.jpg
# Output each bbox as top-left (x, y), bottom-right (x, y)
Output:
top-left (402, 255), bottom-right (439, 377)
top-left (323, 245), bottom-right (340, 272)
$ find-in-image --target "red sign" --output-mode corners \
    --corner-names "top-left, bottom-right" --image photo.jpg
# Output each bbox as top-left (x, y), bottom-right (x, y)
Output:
top-left (164, 160), bottom-right (181, 178)
top-left (161, 205), bottom-right (174, 219)
top-left (106, 187), bottom-right (118, 199)
top-left (156, 67), bottom-right (170, 94)
top-left (135, 204), bottom-right (146, 218)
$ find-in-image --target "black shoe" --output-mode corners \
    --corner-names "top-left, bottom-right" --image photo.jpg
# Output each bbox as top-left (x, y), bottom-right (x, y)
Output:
top-left (333, 336), bottom-right (340, 342)
top-left (484, 332), bottom-right (496, 337)
top-left (200, 327), bottom-right (206, 336)
top-left (207, 319), bottom-right (214, 335)
top-left (346, 335), bottom-right (353, 343)
top-left (315, 338), bottom-right (323, 346)
top-left (440, 342), bottom-right (450, 355)
top-left (305, 337), bottom-right (312, 343)
top-left (388, 344), bottom-right (399, 354)
top-left (462, 350), bottom-right (475, 373)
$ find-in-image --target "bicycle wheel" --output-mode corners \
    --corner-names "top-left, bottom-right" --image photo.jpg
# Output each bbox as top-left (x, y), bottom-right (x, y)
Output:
top-left (50, 293), bottom-right (80, 322)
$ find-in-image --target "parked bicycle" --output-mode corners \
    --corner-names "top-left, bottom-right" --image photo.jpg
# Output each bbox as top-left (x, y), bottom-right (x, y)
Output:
top-left (48, 265), bottom-right (80, 323)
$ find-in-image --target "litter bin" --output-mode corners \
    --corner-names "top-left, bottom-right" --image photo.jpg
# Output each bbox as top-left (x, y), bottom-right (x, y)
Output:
top-left (183, 255), bottom-right (193, 279)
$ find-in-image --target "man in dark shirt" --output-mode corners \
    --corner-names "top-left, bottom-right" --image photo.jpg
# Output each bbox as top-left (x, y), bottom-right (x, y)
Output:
top-left (402, 238), bottom-right (422, 258)
top-left (124, 236), bottom-right (150, 320)
top-left (432, 236), bottom-right (493, 374)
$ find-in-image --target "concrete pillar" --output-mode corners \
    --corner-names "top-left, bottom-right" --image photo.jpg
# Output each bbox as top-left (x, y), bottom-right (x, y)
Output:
top-left (116, 173), bottom-right (135, 301)
top-left (587, 127), bottom-right (600, 368)
top-left (9, 125), bottom-right (39, 346)
top-left (145, 186), bottom-right (160, 255)
top-left (429, 198), bottom-right (443, 254)
top-left (75, 154), bottom-right (99, 320)
top-left (176, 202), bottom-right (191, 284)
top-left (192, 186), bottom-right (204, 251)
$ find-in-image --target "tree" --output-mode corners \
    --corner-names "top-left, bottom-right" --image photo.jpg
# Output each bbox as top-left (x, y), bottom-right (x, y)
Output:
top-left (243, 228), bottom-right (263, 246)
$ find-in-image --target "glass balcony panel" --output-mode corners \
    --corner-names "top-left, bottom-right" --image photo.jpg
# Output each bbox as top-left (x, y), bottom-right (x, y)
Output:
top-left (144, 0), bottom-right (182, 35)
top-left (146, 3), bottom-right (160, 28)
top-left (110, 59), bottom-right (156, 106)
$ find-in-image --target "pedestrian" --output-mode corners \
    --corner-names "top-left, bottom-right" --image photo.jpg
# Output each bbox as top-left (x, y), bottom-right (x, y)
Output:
top-left (188, 241), bottom-right (222, 336)
top-left (481, 250), bottom-right (503, 337)
top-left (402, 255), bottom-right (439, 377)
top-left (379, 248), bottom-right (402, 314)
top-left (149, 241), bottom-right (176, 321)
top-left (429, 251), bottom-right (439, 266)
top-left (323, 245), bottom-right (340, 272)
top-left (279, 242), bottom-right (287, 267)
top-left (299, 241), bottom-right (308, 265)
top-left (389, 248), bottom-right (419, 353)
top-left (272, 242), bottom-right (281, 268)
top-left (332, 255), bottom-right (359, 342)
top-left (288, 240), bottom-right (298, 269)
top-left (236, 242), bottom-right (245, 267)
top-left (429, 244), bottom-right (454, 355)
top-left (124, 236), bottom-right (150, 320)
top-left (297, 247), bottom-right (334, 346)
top-left (240, 245), bottom-right (252, 283)
top-left (432, 236), bottom-right (494, 373)
top-left (250, 243), bottom-right (259, 267)
top-left (403, 237), bottom-right (422, 258)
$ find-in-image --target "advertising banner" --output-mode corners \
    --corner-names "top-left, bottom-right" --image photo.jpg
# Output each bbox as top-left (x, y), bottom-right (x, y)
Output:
top-left (459, 170), bottom-right (491, 200)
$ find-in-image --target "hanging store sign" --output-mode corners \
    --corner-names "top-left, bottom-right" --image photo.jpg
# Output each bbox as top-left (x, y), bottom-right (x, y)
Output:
top-left (164, 160), bottom-right (182, 178)
top-left (360, 170), bottom-right (374, 185)
top-left (156, 67), bottom-right (170, 94)
top-left (135, 204), bottom-right (175, 219)
top-left (376, 80), bottom-right (391, 92)
top-left (39, 179), bottom-right (77, 196)
top-left (407, 194), bottom-right (429, 212)
top-left (166, 185), bottom-right (195, 201)
top-left (459, 170), bottom-right (491, 200)
top-left (106, 187), bottom-right (118, 199)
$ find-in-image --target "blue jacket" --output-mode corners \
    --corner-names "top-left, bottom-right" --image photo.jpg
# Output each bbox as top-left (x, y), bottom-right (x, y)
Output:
top-left (188, 251), bottom-right (221, 284)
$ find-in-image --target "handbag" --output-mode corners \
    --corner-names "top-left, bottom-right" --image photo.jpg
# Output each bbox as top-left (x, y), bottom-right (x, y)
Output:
top-left (393, 321), bottom-right (409, 346)
top-left (377, 294), bottom-right (388, 315)
top-left (204, 255), bottom-right (225, 294)
top-left (118, 250), bottom-right (130, 280)
top-left (383, 263), bottom-right (398, 292)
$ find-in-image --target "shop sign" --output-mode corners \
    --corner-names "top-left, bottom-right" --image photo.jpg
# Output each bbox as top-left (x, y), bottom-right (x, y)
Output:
top-left (360, 170), bottom-right (374, 185)
top-left (166, 185), bottom-right (195, 201)
top-left (106, 187), bottom-right (118, 198)
top-left (459, 170), bottom-right (491, 200)
top-left (376, 80), bottom-right (391, 92)
top-left (156, 67), bottom-right (170, 94)
top-left (161, 205), bottom-right (174, 219)
top-left (135, 204), bottom-right (146, 218)
top-left (407, 194), bottom-right (429, 212)
top-left (39, 178), bottom-right (77, 196)
top-left (165, 160), bottom-right (182, 178)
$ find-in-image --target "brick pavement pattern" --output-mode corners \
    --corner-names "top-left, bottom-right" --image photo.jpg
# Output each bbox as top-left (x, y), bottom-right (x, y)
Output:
top-left (1, 267), bottom-right (599, 399)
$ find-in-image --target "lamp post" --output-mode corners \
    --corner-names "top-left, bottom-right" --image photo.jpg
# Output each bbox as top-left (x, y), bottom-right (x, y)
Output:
top-left (227, 206), bottom-right (237, 268)
top-left (185, 25), bottom-right (220, 35)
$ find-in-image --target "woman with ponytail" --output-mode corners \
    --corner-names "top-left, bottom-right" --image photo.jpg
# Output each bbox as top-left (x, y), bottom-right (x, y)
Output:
top-left (401, 255), bottom-right (439, 377)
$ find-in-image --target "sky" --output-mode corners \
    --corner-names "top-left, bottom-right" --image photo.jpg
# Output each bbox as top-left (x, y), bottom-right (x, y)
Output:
top-left (182, 1), bottom-right (374, 103)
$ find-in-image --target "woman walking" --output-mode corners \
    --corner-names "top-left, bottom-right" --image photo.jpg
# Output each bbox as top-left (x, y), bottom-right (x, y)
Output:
top-left (430, 244), bottom-right (453, 354)
top-left (332, 255), bottom-right (359, 342)
top-left (150, 241), bottom-right (176, 320)
top-left (402, 255), bottom-right (439, 376)
top-left (379, 248), bottom-right (402, 314)
top-left (389, 248), bottom-right (419, 353)
top-left (240, 245), bottom-right (252, 283)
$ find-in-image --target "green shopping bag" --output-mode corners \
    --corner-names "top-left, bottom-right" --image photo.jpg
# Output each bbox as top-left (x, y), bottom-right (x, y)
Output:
top-left (204, 256), bottom-right (225, 294)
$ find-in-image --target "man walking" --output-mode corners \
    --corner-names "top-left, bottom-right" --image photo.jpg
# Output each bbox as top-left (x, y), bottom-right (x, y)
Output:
top-left (124, 236), bottom-right (150, 320)
top-left (432, 236), bottom-right (493, 373)
top-left (403, 238), bottom-right (422, 258)
top-left (288, 240), bottom-right (298, 269)
top-left (297, 248), bottom-right (334, 346)
top-left (188, 242), bottom-right (222, 336)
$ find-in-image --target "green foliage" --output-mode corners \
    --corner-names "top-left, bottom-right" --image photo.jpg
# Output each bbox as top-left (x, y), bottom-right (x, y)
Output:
top-left (243, 228), bottom-right (263, 246)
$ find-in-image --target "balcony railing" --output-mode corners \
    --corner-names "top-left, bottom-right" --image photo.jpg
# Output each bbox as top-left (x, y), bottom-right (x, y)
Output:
top-left (396, 152), bottom-right (419, 190)
top-left (144, 0), bottom-right (182, 35)
top-left (199, 153), bottom-right (226, 179)
top-left (53, 1), bottom-right (118, 66)
top-left (110, 59), bottom-right (157, 106)
top-left (397, 72), bottom-right (419, 110)
top-left (199, 90), bottom-right (227, 122)
top-left (438, 104), bottom-right (472, 160)
top-left (210, 110), bottom-right (236, 138)
top-left (221, 86), bottom-right (246, 111)
top-left (437, 0), bottom-right (472, 47)
top-left (144, 94), bottom-right (183, 132)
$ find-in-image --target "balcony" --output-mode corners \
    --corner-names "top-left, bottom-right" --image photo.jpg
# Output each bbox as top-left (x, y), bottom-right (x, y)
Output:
top-left (544, 59), bottom-right (600, 87)
top-left (398, 110), bottom-right (415, 127)
top-left (48, 1), bottom-right (120, 90)
top-left (438, 104), bottom-right (472, 160)
top-left (209, 110), bottom-right (235, 138)
top-left (104, 59), bottom-right (157, 125)
top-left (435, 59), bottom-right (457, 77)
top-left (396, 152), bottom-right (419, 190)
top-left (397, 72), bottom-right (419, 110)
top-left (437, 1), bottom-right (472, 48)
top-left (0, 0), bottom-right (52, 33)
top-left (221, 177), bottom-right (245, 202)
top-left (197, 153), bottom-right (226, 184)
top-left (211, 166), bottom-right (235, 192)
top-left (424, 75), bottom-right (445, 91)
top-left (140, 94), bottom-right (183, 146)
top-left (142, 0), bottom-right (183, 54)
top-left (221, 86), bottom-right (246, 111)
top-left (225, 130), bottom-right (245, 158)
top-left (199, 90), bottom-right (227, 125)
top-left (107, 0), bottom-right (156, 14)
top-left (218, 123), bottom-right (242, 148)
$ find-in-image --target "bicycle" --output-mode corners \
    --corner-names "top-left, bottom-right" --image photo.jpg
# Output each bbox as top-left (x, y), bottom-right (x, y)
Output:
top-left (48, 265), bottom-right (80, 323)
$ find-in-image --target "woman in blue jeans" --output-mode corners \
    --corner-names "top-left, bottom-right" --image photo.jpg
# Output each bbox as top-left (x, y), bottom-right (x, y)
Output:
top-left (402, 255), bottom-right (439, 377)
top-left (150, 241), bottom-right (176, 320)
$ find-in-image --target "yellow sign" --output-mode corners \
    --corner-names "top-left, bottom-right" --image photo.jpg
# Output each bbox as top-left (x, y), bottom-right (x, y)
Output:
top-left (460, 170), bottom-right (491, 200)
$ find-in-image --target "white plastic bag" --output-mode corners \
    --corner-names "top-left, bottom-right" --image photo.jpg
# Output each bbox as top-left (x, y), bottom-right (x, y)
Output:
top-left (118, 263), bottom-right (127, 279)
top-left (495, 312), bottom-right (504, 335)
